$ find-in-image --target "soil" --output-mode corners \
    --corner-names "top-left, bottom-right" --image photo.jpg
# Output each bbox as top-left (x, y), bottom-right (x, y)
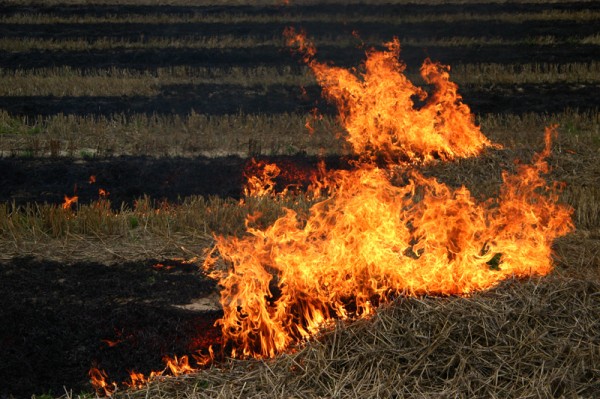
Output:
top-left (1, 2), bottom-right (598, 17)
top-left (1, 44), bottom-right (598, 70)
top-left (1, 3), bottom-right (599, 398)
top-left (0, 256), bottom-right (222, 399)
top-left (0, 83), bottom-right (598, 117)
top-left (0, 154), bottom-right (351, 207)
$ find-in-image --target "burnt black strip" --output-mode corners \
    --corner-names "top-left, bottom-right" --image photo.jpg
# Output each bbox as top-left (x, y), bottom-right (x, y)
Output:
top-left (0, 83), bottom-right (598, 118)
top-left (0, 20), bottom-right (597, 41)
top-left (0, 255), bottom-right (221, 398)
top-left (0, 2), bottom-right (598, 18)
top-left (0, 43), bottom-right (598, 70)
top-left (0, 154), bottom-right (352, 205)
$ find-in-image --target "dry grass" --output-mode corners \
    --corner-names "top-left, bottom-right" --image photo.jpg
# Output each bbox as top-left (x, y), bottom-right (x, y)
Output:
top-left (1, 35), bottom-right (598, 53)
top-left (0, 36), bottom-right (285, 52)
top-left (0, 65), bottom-right (314, 96)
top-left (452, 62), bottom-right (600, 84)
top-left (0, 66), bottom-right (312, 96)
top-left (0, 111), bottom-right (345, 158)
top-left (0, 193), bottom-right (318, 262)
top-left (80, 276), bottom-right (597, 398)
top-left (2, 109), bottom-right (599, 158)
top-left (3, 61), bottom-right (600, 96)
top-left (2, 9), bottom-right (599, 24)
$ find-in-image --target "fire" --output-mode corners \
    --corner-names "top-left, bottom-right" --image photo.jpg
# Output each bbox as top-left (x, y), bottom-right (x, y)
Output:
top-left (203, 32), bottom-right (573, 359)
top-left (124, 371), bottom-right (147, 390)
top-left (89, 354), bottom-right (203, 395)
top-left (164, 355), bottom-right (196, 376)
top-left (62, 195), bottom-right (78, 210)
top-left (101, 339), bottom-right (122, 348)
top-left (242, 158), bottom-right (331, 199)
top-left (243, 159), bottom-right (282, 197)
top-left (89, 368), bottom-right (117, 397)
top-left (285, 28), bottom-right (496, 164)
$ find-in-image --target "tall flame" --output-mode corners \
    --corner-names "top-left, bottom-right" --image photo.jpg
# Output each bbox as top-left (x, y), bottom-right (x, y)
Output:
top-left (285, 28), bottom-right (495, 163)
top-left (203, 33), bottom-right (573, 360)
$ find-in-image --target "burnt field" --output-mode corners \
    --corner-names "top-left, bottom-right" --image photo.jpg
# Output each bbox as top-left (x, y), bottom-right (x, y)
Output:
top-left (1, 1), bottom-right (600, 398)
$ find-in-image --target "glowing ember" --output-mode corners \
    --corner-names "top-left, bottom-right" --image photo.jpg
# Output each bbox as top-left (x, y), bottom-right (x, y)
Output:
top-left (101, 339), bottom-right (122, 348)
top-left (203, 33), bottom-right (573, 359)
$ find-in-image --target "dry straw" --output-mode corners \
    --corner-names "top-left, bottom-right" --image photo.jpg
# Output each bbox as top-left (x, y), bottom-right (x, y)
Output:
top-left (114, 277), bottom-right (600, 399)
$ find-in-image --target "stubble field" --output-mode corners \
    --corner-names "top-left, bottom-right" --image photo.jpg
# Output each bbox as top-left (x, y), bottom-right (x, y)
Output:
top-left (1, 1), bottom-right (599, 398)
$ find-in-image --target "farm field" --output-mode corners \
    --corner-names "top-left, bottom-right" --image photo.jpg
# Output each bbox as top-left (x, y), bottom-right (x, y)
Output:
top-left (0, 0), bottom-right (599, 398)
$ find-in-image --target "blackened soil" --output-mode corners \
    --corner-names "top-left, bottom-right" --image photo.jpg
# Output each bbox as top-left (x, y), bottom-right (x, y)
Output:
top-left (0, 154), bottom-right (352, 207)
top-left (0, 83), bottom-right (596, 118)
top-left (1, 44), bottom-right (598, 71)
top-left (0, 256), bottom-right (222, 399)
top-left (0, 84), bottom-right (331, 117)
top-left (1, 2), bottom-right (598, 18)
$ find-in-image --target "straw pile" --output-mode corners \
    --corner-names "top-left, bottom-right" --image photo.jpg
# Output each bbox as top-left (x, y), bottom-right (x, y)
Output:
top-left (121, 276), bottom-right (600, 398)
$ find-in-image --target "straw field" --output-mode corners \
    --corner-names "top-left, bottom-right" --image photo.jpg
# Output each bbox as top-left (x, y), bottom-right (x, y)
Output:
top-left (0, 0), bottom-right (599, 398)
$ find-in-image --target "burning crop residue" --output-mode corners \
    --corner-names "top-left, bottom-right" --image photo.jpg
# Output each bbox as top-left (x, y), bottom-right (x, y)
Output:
top-left (203, 31), bottom-right (573, 359)
top-left (284, 28), bottom-right (496, 164)
top-left (88, 31), bottom-right (573, 396)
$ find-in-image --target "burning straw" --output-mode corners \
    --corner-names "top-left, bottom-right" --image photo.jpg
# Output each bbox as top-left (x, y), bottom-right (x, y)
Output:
top-left (203, 31), bottom-right (573, 360)
top-left (125, 278), bottom-right (600, 398)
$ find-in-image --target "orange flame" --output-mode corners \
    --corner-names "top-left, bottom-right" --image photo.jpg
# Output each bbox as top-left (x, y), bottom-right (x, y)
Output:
top-left (286, 29), bottom-right (496, 164)
top-left (62, 195), bottom-right (78, 210)
top-left (124, 371), bottom-right (147, 389)
top-left (101, 339), bottom-right (122, 348)
top-left (89, 367), bottom-right (117, 397)
top-left (99, 188), bottom-right (109, 198)
top-left (243, 159), bottom-right (282, 197)
top-left (90, 353), bottom-right (206, 395)
top-left (163, 355), bottom-right (196, 376)
top-left (204, 33), bottom-right (573, 360)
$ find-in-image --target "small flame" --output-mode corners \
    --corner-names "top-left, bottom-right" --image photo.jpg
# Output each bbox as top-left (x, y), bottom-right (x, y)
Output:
top-left (89, 175), bottom-right (96, 184)
top-left (99, 188), bottom-right (109, 198)
top-left (124, 371), bottom-right (147, 389)
top-left (101, 339), bottom-right (122, 348)
top-left (153, 262), bottom-right (174, 271)
top-left (89, 352), bottom-right (207, 396)
top-left (62, 195), bottom-right (78, 210)
top-left (89, 367), bottom-right (117, 397)
top-left (243, 159), bottom-right (282, 197)
top-left (163, 355), bottom-right (196, 376)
